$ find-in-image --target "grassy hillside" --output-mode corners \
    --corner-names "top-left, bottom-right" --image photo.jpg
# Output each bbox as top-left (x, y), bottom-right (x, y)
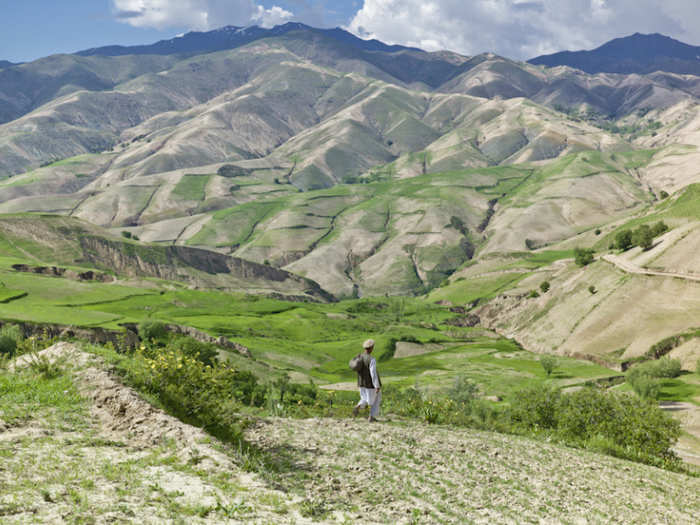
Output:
top-left (1, 343), bottom-right (698, 523)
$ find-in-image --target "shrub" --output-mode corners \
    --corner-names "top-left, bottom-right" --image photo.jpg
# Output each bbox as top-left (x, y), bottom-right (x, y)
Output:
top-left (170, 337), bottom-right (219, 367)
top-left (378, 338), bottom-right (397, 362)
top-left (0, 324), bottom-right (22, 343)
top-left (217, 164), bottom-right (251, 178)
top-left (527, 289), bottom-right (540, 298)
top-left (588, 285), bottom-right (597, 294)
top-left (629, 357), bottom-right (682, 380)
top-left (654, 356), bottom-right (682, 378)
top-left (139, 321), bottom-right (169, 343)
top-left (448, 375), bottom-right (478, 406)
top-left (574, 247), bottom-right (594, 266)
top-left (594, 228), bottom-right (601, 235)
top-left (0, 335), bottom-right (17, 357)
top-left (121, 231), bottom-right (132, 239)
top-left (555, 388), bottom-right (679, 462)
top-left (510, 385), bottom-right (560, 431)
top-left (540, 281), bottom-right (550, 293)
top-left (659, 190), bottom-right (669, 199)
top-left (128, 349), bottom-right (265, 441)
top-left (628, 374), bottom-right (661, 399)
top-left (540, 355), bottom-right (557, 376)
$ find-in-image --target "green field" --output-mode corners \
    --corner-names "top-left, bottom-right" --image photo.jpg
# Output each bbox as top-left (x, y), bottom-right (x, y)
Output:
top-left (0, 254), bottom-right (628, 404)
top-left (171, 174), bottom-right (211, 201)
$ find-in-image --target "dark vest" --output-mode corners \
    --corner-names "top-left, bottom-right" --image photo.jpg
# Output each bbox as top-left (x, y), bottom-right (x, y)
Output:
top-left (357, 352), bottom-right (381, 388)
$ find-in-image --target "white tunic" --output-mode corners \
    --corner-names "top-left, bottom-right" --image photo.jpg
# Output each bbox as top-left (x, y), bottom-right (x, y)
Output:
top-left (357, 356), bottom-right (381, 417)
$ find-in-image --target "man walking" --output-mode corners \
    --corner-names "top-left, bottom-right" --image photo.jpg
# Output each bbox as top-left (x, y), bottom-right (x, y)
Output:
top-left (352, 339), bottom-right (382, 422)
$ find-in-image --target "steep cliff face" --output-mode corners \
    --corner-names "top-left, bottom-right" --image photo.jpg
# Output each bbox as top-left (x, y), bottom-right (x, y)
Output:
top-left (78, 236), bottom-right (334, 302)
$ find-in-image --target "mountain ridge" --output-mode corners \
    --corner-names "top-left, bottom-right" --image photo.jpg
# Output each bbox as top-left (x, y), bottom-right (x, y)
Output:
top-left (530, 32), bottom-right (700, 75)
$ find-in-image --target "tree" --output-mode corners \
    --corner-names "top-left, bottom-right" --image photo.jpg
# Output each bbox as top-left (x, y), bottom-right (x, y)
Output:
top-left (574, 247), bottom-right (595, 266)
top-left (540, 355), bottom-right (557, 376)
top-left (633, 224), bottom-right (654, 251)
top-left (540, 281), bottom-right (550, 293)
top-left (615, 230), bottom-right (633, 251)
top-left (651, 221), bottom-right (668, 237)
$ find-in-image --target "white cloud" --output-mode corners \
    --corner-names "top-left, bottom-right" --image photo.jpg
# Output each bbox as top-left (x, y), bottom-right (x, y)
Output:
top-left (112, 0), bottom-right (293, 30)
top-left (254, 5), bottom-right (294, 28)
top-left (347, 0), bottom-right (700, 60)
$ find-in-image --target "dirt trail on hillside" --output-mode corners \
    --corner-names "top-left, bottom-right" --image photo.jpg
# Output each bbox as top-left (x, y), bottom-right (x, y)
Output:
top-left (602, 253), bottom-right (700, 282)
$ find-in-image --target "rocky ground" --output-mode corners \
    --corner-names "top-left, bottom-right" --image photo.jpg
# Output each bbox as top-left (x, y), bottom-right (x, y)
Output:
top-left (1, 343), bottom-right (699, 524)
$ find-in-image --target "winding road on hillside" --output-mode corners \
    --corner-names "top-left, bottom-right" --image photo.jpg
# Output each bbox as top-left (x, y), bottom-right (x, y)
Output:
top-left (601, 253), bottom-right (700, 283)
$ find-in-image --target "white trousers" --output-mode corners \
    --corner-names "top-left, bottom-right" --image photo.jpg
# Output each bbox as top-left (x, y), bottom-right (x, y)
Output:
top-left (357, 387), bottom-right (381, 418)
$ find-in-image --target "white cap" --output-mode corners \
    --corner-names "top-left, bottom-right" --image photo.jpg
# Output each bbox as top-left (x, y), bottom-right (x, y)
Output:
top-left (363, 339), bottom-right (375, 349)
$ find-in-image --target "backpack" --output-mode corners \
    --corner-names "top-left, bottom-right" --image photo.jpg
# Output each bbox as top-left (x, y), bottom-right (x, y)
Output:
top-left (349, 353), bottom-right (363, 372)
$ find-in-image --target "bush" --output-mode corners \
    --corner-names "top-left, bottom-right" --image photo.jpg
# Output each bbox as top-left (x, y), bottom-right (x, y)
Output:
top-left (540, 355), bottom-right (557, 376)
top-left (0, 324), bottom-right (22, 343)
top-left (121, 231), bottom-right (132, 239)
top-left (654, 356), bottom-right (682, 378)
top-left (170, 337), bottom-right (219, 367)
top-left (628, 374), bottom-right (661, 399)
top-left (139, 321), bottom-right (169, 343)
top-left (555, 388), bottom-right (679, 462)
top-left (629, 357), bottom-right (682, 380)
top-left (540, 281), bottom-right (550, 293)
top-left (448, 375), bottom-right (478, 405)
top-left (527, 289), bottom-right (540, 298)
top-left (510, 385), bottom-right (560, 431)
top-left (659, 190), bottom-right (670, 199)
top-left (0, 335), bottom-right (17, 357)
top-left (588, 285), bottom-right (597, 295)
top-left (510, 385), bottom-right (681, 466)
top-left (126, 349), bottom-right (265, 441)
top-left (574, 247), bottom-right (594, 266)
top-left (217, 165), bottom-right (251, 178)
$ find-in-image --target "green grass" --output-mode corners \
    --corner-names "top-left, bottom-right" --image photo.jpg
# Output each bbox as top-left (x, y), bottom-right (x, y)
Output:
top-left (171, 174), bottom-right (211, 201)
top-left (0, 288), bottom-right (27, 303)
top-left (0, 260), bottom-right (626, 400)
top-left (427, 272), bottom-right (527, 304)
top-left (0, 366), bottom-right (87, 427)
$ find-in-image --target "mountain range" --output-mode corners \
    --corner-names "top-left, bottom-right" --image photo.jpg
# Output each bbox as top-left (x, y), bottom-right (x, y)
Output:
top-left (2, 25), bottom-right (700, 369)
top-left (530, 32), bottom-right (700, 75)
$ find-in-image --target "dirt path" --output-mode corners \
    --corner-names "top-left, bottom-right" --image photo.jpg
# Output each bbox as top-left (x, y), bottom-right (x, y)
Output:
top-left (602, 253), bottom-right (700, 283)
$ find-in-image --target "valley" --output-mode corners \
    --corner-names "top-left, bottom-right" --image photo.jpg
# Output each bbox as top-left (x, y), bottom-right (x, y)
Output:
top-left (1, 22), bottom-right (700, 523)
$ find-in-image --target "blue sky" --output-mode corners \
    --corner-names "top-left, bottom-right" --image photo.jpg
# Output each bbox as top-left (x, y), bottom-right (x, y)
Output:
top-left (0, 1), bottom-right (358, 63)
top-left (2, 1), bottom-right (700, 63)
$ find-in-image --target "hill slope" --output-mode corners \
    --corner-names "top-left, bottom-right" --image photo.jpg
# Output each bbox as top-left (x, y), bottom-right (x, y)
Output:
top-left (2, 343), bottom-right (698, 524)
